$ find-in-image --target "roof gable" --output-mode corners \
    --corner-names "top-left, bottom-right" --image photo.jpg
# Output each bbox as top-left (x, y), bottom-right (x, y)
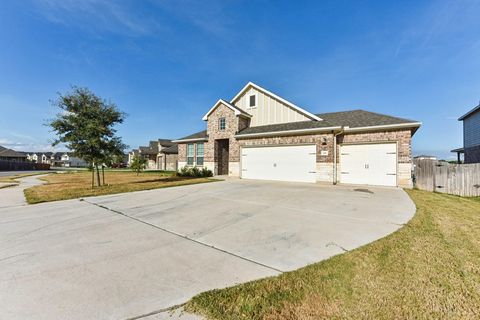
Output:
top-left (459, 104), bottom-right (480, 121)
top-left (231, 82), bottom-right (322, 122)
top-left (202, 99), bottom-right (251, 121)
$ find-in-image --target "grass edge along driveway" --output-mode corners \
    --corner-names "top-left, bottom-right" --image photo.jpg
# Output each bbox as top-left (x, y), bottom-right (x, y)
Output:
top-left (185, 189), bottom-right (480, 320)
top-left (24, 171), bottom-right (218, 204)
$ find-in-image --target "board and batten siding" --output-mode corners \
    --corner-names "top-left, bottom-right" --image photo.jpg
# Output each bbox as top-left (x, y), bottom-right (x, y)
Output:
top-left (464, 110), bottom-right (480, 148)
top-left (233, 86), bottom-right (310, 127)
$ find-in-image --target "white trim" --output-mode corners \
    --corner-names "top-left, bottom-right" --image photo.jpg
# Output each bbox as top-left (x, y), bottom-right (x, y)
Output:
top-left (231, 82), bottom-right (323, 121)
top-left (459, 104), bottom-right (480, 120)
top-left (202, 99), bottom-right (251, 121)
top-left (343, 122), bottom-right (422, 133)
top-left (235, 126), bottom-right (342, 139)
top-left (172, 137), bottom-right (208, 143)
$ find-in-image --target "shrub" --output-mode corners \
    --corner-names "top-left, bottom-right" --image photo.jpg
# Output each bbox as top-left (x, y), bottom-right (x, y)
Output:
top-left (177, 166), bottom-right (213, 178)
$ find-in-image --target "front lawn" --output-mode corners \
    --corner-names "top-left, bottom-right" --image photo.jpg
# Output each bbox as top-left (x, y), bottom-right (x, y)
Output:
top-left (186, 189), bottom-right (480, 319)
top-left (24, 171), bottom-right (216, 204)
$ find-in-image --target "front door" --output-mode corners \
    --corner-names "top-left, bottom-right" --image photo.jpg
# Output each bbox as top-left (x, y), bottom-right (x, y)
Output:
top-left (216, 139), bottom-right (229, 175)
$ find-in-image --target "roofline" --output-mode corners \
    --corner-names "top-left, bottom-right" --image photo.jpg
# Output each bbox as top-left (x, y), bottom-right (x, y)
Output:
top-left (234, 122), bottom-right (422, 139)
top-left (342, 122), bottom-right (422, 133)
top-left (235, 126), bottom-right (342, 139)
top-left (202, 99), bottom-right (251, 121)
top-left (450, 147), bottom-right (464, 153)
top-left (172, 137), bottom-right (209, 143)
top-left (459, 104), bottom-right (480, 120)
top-left (230, 82), bottom-right (323, 122)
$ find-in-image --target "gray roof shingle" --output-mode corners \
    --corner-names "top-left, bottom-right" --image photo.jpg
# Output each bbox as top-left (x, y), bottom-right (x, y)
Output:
top-left (316, 110), bottom-right (419, 128)
top-left (176, 130), bottom-right (208, 141)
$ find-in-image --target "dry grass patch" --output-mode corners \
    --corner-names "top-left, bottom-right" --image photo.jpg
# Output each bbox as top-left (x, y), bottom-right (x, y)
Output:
top-left (24, 171), bottom-right (216, 204)
top-left (186, 190), bottom-right (480, 320)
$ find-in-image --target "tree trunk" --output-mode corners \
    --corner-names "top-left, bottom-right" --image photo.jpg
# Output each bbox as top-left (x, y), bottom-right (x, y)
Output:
top-left (96, 164), bottom-right (101, 187)
top-left (91, 164), bottom-right (94, 188)
top-left (102, 166), bottom-right (105, 185)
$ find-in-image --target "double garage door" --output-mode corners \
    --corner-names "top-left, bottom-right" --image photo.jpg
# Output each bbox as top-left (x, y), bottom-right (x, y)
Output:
top-left (241, 145), bottom-right (317, 183)
top-left (240, 143), bottom-right (398, 187)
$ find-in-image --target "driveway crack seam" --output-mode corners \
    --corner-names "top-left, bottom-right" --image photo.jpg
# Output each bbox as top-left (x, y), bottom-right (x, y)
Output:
top-left (81, 199), bottom-right (284, 274)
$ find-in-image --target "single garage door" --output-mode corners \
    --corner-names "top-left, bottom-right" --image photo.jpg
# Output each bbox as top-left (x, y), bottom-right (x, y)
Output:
top-left (340, 143), bottom-right (397, 187)
top-left (241, 145), bottom-right (316, 183)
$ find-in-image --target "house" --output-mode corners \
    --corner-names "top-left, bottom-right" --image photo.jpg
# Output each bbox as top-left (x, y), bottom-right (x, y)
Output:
top-left (60, 153), bottom-right (87, 167)
top-left (0, 146), bottom-right (28, 162)
top-left (452, 103), bottom-right (480, 164)
top-left (414, 155), bottom-right (437, 161)
top-left (128, 139), bottom-right (178, 170)
top-left (27, 151), bottom-right (87, 167)
top-left (173, 82), bottom-right (421, 187)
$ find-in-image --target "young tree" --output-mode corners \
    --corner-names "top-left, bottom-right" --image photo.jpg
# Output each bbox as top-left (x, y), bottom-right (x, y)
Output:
top-left (48, 87), bottom-right (127, 187)
top-left (130, 155), bottom-right (147, 176)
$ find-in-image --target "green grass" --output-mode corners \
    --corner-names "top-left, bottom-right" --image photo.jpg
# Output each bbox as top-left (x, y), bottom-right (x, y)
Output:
top-left (186, 190), bottom-right (480, 319)
top-left (24, 171), bottom-right (217, 204)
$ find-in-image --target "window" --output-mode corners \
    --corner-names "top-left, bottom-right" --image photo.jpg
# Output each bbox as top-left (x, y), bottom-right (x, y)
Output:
top-left (187, 144), bottom-right (194, 165)
top-left (219, 117), bottom-right (226, 131)
top-left (249, 94), bottom-right (256, 108)
top-left (196, 143), bottom-right (204, 166)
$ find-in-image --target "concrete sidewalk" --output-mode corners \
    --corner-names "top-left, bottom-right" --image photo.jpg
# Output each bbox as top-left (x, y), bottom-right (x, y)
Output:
top-left (0, 175), bottom-right (46, 208)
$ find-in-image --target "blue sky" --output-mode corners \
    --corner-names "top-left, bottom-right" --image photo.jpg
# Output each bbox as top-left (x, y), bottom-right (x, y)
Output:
top-left (1, 0), bottom-right (479, 159)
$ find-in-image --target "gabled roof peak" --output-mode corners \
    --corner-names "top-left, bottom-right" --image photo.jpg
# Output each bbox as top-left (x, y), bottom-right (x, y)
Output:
top-left (231, 82), bottom-right (323, 122)
top-left (202, 99), bottom-right (251, 121)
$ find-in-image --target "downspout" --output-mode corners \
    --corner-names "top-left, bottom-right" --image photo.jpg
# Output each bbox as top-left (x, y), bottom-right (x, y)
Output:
top-left (333, 127), bottom-right (344, 185)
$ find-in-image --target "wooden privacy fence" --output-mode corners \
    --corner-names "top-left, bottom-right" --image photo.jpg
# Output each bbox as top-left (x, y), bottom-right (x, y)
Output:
top-left (0, 160), bottom-right (50, 171)
top-left (413, 159), bottom-right (480, 197)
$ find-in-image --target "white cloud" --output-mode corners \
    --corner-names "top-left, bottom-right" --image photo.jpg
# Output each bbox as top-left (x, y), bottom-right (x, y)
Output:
top-left (32, 0), bottom-right (162, 36)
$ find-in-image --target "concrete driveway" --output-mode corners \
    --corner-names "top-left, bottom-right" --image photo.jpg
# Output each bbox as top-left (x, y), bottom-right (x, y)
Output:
top-left (0, 179), bottom-right (415, 320)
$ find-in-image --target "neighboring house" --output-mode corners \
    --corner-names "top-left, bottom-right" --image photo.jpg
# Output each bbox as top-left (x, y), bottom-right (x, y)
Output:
top-left (173, 82), bottom-right (421, 187)
top-left (452, 103), bottom-right (480, 164)
top-left (61, 153), bottom-right (87, 167)
top-left (27, 151), bottom-right (87, 167)
top-left (414, 155), bottom-right (437, 161)
top-left (0, 146), bottom-right (28, 162)
top-left (128, 139), bottom-right (178, 170)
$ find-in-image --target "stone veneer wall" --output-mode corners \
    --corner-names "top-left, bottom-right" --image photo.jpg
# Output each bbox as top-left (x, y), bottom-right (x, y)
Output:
top-left (205, 103), bottom-right (244, 175)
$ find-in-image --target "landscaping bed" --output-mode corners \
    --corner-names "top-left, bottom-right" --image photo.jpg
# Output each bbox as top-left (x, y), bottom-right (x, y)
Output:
top-left (24, 171), bottom-right (216, 204)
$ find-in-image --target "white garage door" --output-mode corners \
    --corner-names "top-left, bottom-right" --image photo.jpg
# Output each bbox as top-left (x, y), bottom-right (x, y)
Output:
top-left (241, 145), bottom-right (316, 183)
top-left (340, 143), bottom-right (397, 187)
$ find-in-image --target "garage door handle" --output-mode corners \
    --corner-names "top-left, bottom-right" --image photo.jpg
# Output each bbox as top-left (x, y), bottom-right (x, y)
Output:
top-left (309, 152), bottom-right (316, 155)
top-left (341, 153), bottom-right (349, 155)
top-left (242, 169), bottom-right (247, 171)
top-left (386, 173), bottom-right (396, 175)
top-left (386, 152), bottom-right (397, 155)
top-left (308, 171), bottom-right (316, 173)
top-left (341, 172), bottom-right (349, 174)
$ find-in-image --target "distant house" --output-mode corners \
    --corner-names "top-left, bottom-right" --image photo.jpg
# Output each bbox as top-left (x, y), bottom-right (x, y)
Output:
top-left (128, 139), bottom-right (178, 170)
top-left (0, 146), bottom-right (27, 162)
top-left (27, 151), bottom-right (87, 167)
top-left (413, 155), bottom-right (437, 161)
top-left (61, 153), bottom-right (87, 167)
top-left (452, 103), bottom-right (480, 163)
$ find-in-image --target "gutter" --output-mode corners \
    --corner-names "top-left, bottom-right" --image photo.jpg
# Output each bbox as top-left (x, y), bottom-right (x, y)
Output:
top-left (342, 122), bottom-right (422, 133)
top-left (235, 126), bottom-right (342, 139)
top-left (171, 137), bottom-right (208, 143)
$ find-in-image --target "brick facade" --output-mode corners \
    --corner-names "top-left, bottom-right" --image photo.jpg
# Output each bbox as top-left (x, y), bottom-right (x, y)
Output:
top-left (338, 130), bottom-right (412, 163)
top-left (238, 133), bottom-right (334, 163)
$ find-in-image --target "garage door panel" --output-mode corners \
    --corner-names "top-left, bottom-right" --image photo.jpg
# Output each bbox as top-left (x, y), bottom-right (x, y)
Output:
top-left (340, 143), bottom-right (397, 187)
top-left (241, 145), bottom-right (316, 183)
